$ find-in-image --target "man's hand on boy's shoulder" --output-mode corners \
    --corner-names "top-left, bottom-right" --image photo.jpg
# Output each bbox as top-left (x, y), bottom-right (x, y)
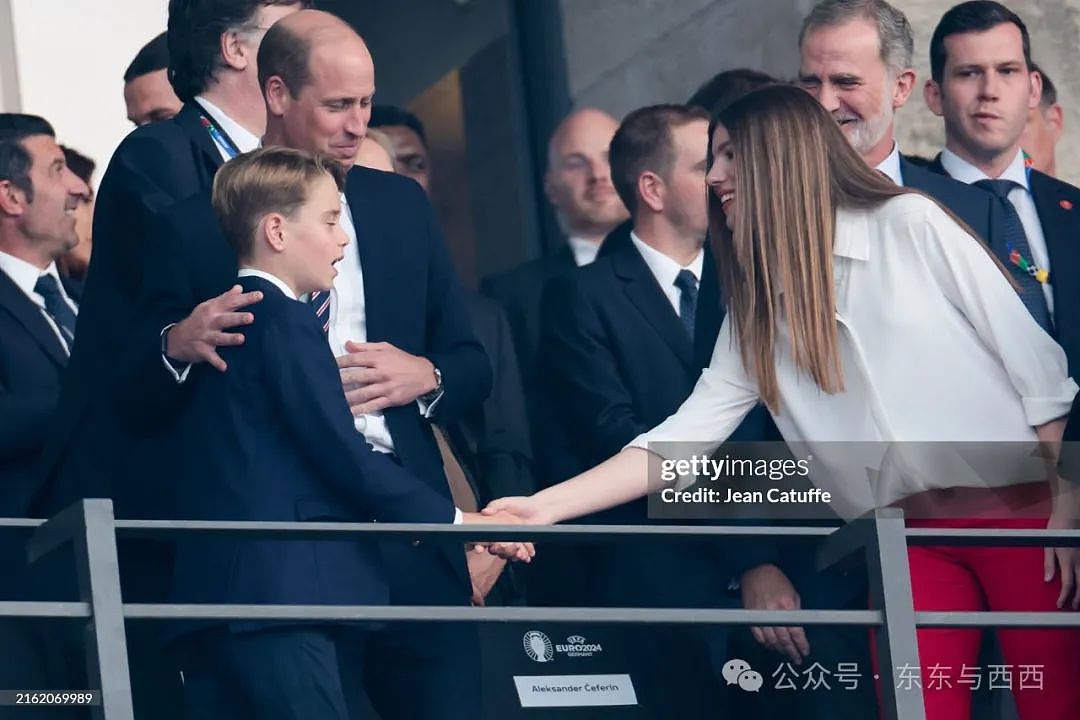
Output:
top-left (165, 285), bottom-right (262, 372)
top-left (337, 340), bottom-right (439, 415)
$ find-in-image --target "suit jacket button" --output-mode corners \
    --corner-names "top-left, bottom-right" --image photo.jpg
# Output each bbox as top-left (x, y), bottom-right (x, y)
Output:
top-left (411, 539), bottom-right (422, 547)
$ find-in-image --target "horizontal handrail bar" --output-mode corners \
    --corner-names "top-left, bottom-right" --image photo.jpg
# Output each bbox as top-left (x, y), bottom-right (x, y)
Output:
top-left (110, 520), bottom-right (839, 541)
top-left (0, 601), bottom-right (91, 618)
top-left (8, 516), bottom-right (1077, 545)
top-left (905, 528), bottom-right (1080, 546)
top-left (916, 611), bottom-right (1080, 628)
top-left (120, 603), bottom-right (882, 626)
top-left (0, 518), bottom-right (45, 528)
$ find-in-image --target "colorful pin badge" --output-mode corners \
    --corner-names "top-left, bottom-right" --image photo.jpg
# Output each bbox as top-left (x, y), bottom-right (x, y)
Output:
top-left (1060, 199), bottom-right (1073, 211)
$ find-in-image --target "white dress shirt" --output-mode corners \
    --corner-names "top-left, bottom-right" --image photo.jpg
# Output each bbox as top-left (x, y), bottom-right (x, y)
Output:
top-left (629, 231), bottom-right (704, 317)
top-left (874, 142), bottom-right (904, 186)
top-left (568, 236), bottom-right (601, 267)
top-left (0, 252), bottom-right (78, 353)
top-left (940, 148), bottom-right (1053, 314)
top-left (194, 95), bottom-right (260, 159)
top-left (326, 194), bottom-right (442, 455)
top-left (325, 194), bottom-right (396, 454)
top-left (237, 266), bottom-right (464, 524)
top-left (630, 194), bottom-right (1076, 516)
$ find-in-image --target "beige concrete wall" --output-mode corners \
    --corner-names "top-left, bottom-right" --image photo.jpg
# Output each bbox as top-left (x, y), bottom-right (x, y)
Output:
top-left (893, 0), bottom-right (1080, 186)
top-left (558, 0), bottom-right (817, 117)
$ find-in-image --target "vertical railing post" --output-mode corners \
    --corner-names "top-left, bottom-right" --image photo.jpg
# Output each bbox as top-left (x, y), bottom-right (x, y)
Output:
top-left (865, 508), bottom-right (925, 720)
top-left (71, 500), bottom-right (134, 720)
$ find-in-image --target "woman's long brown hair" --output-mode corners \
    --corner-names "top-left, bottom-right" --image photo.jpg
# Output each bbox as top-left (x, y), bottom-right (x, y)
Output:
top-left (708, 85), bottom-right (945, 413)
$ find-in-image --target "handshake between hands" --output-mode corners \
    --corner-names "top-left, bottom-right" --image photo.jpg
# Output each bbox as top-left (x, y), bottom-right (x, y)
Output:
top-left (458, 496), bottom-right (547, 564)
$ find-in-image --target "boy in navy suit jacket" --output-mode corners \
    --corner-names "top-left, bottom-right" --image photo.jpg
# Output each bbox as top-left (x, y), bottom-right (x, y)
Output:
top-left (171, 147), bottom-right (526, 720)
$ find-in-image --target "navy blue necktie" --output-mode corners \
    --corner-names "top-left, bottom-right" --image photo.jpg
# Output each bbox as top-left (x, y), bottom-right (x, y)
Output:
top-left (674, 269), bottom-right (698, 340)
top-left (972, 179), bottom-right (1052, 332)
top-left (309, 290), bottom-right (332, 337)
top-left (34, 273), bottom-right (77, 347)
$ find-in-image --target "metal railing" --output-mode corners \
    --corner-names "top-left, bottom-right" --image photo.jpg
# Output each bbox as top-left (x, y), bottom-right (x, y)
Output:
top-left (0, 499), bottom-right (1076, 720)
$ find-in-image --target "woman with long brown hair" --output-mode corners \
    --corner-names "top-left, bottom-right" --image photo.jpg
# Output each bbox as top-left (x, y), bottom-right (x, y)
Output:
top-left (488, 84), bottom-right (1080, 719)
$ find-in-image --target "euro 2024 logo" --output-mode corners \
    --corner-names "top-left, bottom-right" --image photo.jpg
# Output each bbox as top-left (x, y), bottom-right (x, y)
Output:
top-left (524, 630), bottom-right (554, 662)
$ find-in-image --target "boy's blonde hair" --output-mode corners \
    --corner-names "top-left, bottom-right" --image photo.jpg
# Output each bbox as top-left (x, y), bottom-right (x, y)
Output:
top-left (212, 146), bottom-right (346, 261)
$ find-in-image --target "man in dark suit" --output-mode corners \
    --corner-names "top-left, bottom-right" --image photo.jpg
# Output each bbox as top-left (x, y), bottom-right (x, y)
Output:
top-left (29, 4), bottom-right (306, 717)
top-left (134, 11), bottom-right (494, 718)
top-left (0, 115), bottom-right (89, 511)
top-left (35, 0), bottom-right (307, 535)
top-left (169, 146), bottom-right (513, 719)
top-left (924, 1), bottom-right (1080, 374)
top-left (481, 108), bottom-right (629, 484)
top-left (0, 113), bottom-right (90, 702)
top-left (543, 104), bottom-right (719, 572)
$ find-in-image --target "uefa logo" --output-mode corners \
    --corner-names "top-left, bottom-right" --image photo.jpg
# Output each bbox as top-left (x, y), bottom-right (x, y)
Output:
top-left (523, 630), bottom-right (554, 663)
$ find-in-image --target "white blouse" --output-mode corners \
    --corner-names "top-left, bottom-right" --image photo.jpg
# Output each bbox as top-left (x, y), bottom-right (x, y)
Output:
top-left (630, 193), bottom-right (1077, 516)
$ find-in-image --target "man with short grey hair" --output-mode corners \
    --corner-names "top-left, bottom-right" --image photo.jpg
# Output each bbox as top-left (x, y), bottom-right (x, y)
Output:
top-left (796, 0), bottom-right (1005, 243)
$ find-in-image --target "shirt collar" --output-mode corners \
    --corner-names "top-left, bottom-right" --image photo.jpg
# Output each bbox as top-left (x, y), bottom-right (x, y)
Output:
top-left (238, 268), bottom-right (298, 300)
top-left (874, 141), bottom-right (904, 186)
top-left (940, 147), bottom-right (1029, 190)
top-left (567, 236), bottom-right (601, 267)
top-left (833, 207), bottom-right (871, 261)
top-left (0, 251), bottom-right (58, 300)
top-left (194, 95), bottom-right (261, 154)
top-left (629, 230), bottom-right (705, 285)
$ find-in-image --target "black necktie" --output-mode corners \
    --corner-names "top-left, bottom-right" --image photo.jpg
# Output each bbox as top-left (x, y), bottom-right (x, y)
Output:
top-left (972, 179), bottom-right (1052, 333)
top-left (674, 269), bottom-right (698, 340)
top-left (34, 273), bottom-right (77, 347)
top-left (309, 290), bottom-right (332, 337)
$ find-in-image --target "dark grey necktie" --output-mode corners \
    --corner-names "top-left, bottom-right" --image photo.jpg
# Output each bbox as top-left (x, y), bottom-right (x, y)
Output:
top-left (34, 273), bottom-right (77, 347)
top-left (674, 269), bottom-right (698, 340)
top-left (972, 178), bottom-right (1052, 333)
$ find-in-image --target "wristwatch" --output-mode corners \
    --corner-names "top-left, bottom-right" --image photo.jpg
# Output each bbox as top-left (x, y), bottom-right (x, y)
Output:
top-left (420, 365), bottom-right (443, 405)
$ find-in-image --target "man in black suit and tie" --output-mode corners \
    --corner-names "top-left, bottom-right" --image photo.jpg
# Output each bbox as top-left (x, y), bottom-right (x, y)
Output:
top-left (170, 146), bottom-right (517, 719)
top-left (925, 1), bottom-right (1080, 373)
top-left (0, 114), bottom-right (90, 698)
top-left (0, 115), bottom-right (88, 515)
top-left (540, 105), bottom-right (751, 713)
top-left (136, 10), bottom-right (495, 717)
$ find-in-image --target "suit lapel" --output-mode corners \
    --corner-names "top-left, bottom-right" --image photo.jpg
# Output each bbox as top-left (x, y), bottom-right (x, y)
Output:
top-left (1030, 171), bottom-right (1080, 318)
top-left (0, 269), bottom-right (68, 368)
top-left (343, 169), bottom-right (407, 346)
top-left (611, 243), bottom-right (694, 369)
top-left (174, 103), bottom-right (226, 189)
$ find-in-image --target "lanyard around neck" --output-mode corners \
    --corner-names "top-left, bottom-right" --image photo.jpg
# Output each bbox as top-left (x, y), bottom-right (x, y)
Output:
top-left (196, 104), bottom-right (241, 160)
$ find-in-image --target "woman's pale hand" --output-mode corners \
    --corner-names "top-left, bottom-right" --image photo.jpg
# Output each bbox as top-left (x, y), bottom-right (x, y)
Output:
top-left (482, 495), bottom-right (554, 525)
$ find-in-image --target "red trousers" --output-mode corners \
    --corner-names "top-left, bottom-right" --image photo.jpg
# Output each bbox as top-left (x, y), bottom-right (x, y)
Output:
top-left (876, 483), bottom-right (1080, 719)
